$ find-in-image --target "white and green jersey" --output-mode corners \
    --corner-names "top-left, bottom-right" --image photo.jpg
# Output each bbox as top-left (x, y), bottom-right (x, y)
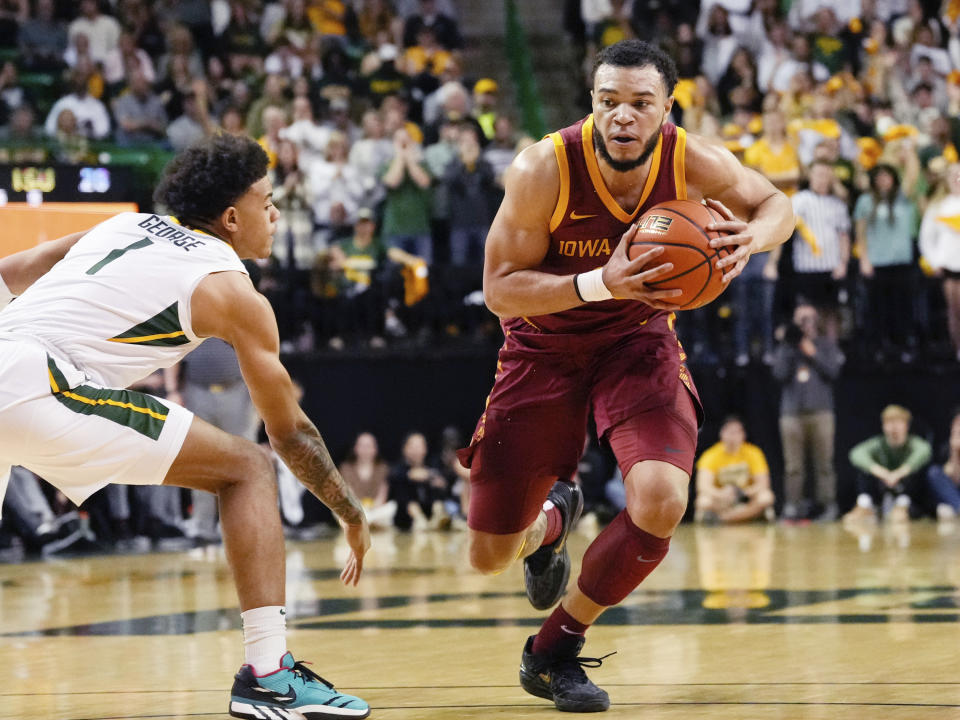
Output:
top-left (0, 212), bottom-right (247, 389)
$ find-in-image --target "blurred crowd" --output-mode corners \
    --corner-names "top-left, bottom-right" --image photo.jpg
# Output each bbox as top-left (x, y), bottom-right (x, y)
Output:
top-left (2, 2), bottom-right (960, 360)
top-left (7, 0), bottom-right (960, 556)
top-left (567, 0), bottom-right (960, 367)
top-left (0, 0), bottom-right (530, 349)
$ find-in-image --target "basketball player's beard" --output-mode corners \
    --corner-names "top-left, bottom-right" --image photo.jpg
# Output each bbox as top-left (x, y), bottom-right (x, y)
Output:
top-left (593, 122), bottom-right (662, 173)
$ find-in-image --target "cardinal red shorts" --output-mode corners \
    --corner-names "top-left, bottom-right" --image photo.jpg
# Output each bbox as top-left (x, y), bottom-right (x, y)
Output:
top-left (458, 315), bottom-right (701, 534)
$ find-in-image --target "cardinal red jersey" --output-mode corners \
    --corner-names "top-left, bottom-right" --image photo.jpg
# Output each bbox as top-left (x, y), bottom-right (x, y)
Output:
top-left (503, 115), bottom-right (688, 336)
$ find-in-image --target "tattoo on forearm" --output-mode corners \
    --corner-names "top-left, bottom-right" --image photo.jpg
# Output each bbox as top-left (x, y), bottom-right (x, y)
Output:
top-left (274, 425), bottom-right (364, 525)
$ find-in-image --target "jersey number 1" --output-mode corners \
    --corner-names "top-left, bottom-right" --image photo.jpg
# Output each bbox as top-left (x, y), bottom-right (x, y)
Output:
top-left (86, 238), bottom-right (154, 275)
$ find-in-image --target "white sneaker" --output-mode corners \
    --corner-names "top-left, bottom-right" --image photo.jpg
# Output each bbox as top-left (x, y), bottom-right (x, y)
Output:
top-left (937, 503), bottom-right (957, 521)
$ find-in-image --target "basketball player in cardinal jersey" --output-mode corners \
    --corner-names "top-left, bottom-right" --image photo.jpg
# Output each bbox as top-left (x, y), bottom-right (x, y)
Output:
top-left (457, 40), bottom-right (795, 711)
top-left (0, 134), bottom-right (371, 720)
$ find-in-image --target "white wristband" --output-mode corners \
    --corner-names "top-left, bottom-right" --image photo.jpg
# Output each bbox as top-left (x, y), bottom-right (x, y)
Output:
top-left (574, 267), bottom-right (613, 302)
top-left (0, 274), bottom-right (14, 308)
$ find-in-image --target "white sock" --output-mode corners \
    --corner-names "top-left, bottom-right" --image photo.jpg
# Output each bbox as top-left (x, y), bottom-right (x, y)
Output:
top-left (856, 494), bottom-right (874, 509)
top-left (241, 606), bottom-right (287, 675)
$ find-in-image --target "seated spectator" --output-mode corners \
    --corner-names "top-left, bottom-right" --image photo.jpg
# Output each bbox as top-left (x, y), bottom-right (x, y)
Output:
top-left (44, 68), bottom-right (111, 140)
top-left (166, 79), bottom-right (214, 152)
top-left (773, 302), bottom-right (844, 522)
top-left (157, 23), bottom-right (205, 85)
top-left (422, 80), bottom-right (482, 146)
top-left (323, 96), bottom-right (360, 145)
top-left (265, 0), bottom-right (315, 51)
top-left (111, 67), bottom-right (168, 146)
top-left (927, 409), bottom-right (960, 522)
top-left (264, 36), bottom-right (305, 80)
top-left (349, 108), bottom-right (394, 207)
top-left (313, 207), bottom-right (389, 348)
top-left (402, 0), bottom-right (461, 50)
top-left (694, 416), bottom-right (775, 524)
top-left (218, 0), bottom-right (267, 77)
top-left (50, 108), bottom-right (91, 163)
top-left (845, 404), bottom-right (932, 523)
top-left (68, 0), bottom-right (121, 66)
top-left (471, 77), bottom-right (499, 141)
top-left (157, 53), bottom-right (195, 121)
top-left (308, 129), bottom-right (366, 246)
top-left (339, 432), bottom-right (394, 529)
top-left (483, 115), bottom-right (522, 188)
top-left (362, 42), bottom-right (409, 105)
top-left (18, 0), bottom-right (67, 73)
top-left (258, 104), bottom-right (288, 168)
top-left (402, 25), bottom-right (451, 79)
top-left (356, 0), bottom-right (400, 47)
top-left (389, 431), bottom-right (449, 530)
top-left (697, 4), bottom-right (738, 86)
top-left (117, 0), bottom-right (165, 59)
top-left (246, 73), bottom-right (289, 140)
top-left (102, 30), bottom-right (156, 90)
top-left (220, 104), bottom-right (247, 135)
top-left (269, 138), bottom-right (316, 270)
top-left (430, 425), bottom-right (470, 522)
top-left (280, 95), bottom-right (331, 170)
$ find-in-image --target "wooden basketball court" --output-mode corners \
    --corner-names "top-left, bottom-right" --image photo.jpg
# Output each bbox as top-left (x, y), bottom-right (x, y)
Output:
top-left (2, 520), bottom-right (959, 719)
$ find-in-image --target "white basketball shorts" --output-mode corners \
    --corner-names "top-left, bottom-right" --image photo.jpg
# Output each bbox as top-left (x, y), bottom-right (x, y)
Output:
top-left (0, 335), bottom-right (193, 508)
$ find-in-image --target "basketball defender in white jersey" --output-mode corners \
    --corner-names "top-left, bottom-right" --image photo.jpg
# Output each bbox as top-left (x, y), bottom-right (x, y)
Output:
top-left (0, 134), bottom-right (371, 720)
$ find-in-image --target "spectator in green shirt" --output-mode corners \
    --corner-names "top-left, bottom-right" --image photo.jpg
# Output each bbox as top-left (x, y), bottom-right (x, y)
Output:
top-left (844, 404), bottom-right (932, 523)
top-left (381, 125), bottom-right (433, 263)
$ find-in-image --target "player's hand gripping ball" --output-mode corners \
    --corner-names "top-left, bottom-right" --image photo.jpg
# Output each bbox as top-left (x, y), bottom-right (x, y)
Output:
top-left (628, 199), bottom-right (735, 310)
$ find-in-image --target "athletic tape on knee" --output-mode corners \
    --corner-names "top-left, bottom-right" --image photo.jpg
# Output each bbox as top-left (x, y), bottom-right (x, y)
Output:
top-left (577, 510), bottom-right (671, 606)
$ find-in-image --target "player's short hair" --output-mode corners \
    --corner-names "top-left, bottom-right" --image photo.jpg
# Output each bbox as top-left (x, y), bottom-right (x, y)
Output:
top-left (154, 133), bottom-right (269, 226)
top-left (592, 39), bottom-right (678, 96)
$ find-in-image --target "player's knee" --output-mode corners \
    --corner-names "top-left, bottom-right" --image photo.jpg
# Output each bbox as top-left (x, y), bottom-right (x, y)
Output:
top-left (625, 468), bottom-right (688, 532)
top-left (468, 532), bottom-right (516, 575)
top-left (219, 440), bottom-right (275, 495)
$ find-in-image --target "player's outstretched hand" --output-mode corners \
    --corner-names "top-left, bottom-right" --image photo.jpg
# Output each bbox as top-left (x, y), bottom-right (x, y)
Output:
top-left (602, 223), bottom-right (684, 309)
top-left (703, 198), bottom-right (754, 283)
top-left (340, 517), bottom-right (371, 586)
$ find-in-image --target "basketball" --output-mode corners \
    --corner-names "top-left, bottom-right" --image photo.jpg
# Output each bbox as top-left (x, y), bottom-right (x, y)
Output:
top-left (628, 199), bottom-right (735, 310)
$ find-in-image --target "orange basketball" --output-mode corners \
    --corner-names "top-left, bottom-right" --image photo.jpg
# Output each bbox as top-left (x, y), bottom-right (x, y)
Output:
top-left (628, 199), bottom-right (734, 310)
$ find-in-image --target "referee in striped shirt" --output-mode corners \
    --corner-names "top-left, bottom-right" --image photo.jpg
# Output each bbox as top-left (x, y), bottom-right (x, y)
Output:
top-left (790, 160), bottom-right (851, 335)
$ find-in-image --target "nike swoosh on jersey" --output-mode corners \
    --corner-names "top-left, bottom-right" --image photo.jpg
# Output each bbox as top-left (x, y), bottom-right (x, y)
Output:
top-left (569, 211), bottom-right (598, 220)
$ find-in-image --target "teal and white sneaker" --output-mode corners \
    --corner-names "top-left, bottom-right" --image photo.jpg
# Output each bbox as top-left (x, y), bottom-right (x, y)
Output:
top-left (229, 651), bottom-right (370, 719)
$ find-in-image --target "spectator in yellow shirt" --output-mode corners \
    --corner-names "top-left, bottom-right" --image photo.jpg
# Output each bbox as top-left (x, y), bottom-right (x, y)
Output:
top-left (744, 109), bottom-right (801, 195)
top-left (695, 416), bottom-right (775, 523)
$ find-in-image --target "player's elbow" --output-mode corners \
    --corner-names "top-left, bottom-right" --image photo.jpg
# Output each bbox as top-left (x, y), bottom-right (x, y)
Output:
top-left (482, 278), bottom-right (510, 318)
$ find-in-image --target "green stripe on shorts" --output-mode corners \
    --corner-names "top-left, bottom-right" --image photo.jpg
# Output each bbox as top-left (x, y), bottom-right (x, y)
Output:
top-left (46, 356), bottom-right (169, 441)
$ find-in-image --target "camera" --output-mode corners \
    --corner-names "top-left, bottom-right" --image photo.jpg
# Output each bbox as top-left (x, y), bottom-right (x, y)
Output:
top-left (783, 322), bottom-right (804, 346)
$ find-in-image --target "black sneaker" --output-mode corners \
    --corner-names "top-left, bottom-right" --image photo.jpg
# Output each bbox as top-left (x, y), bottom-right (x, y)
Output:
top-left (524, 481), bottom-right (583, 610)
top-left (519, 634), bottom-right (612, 712)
